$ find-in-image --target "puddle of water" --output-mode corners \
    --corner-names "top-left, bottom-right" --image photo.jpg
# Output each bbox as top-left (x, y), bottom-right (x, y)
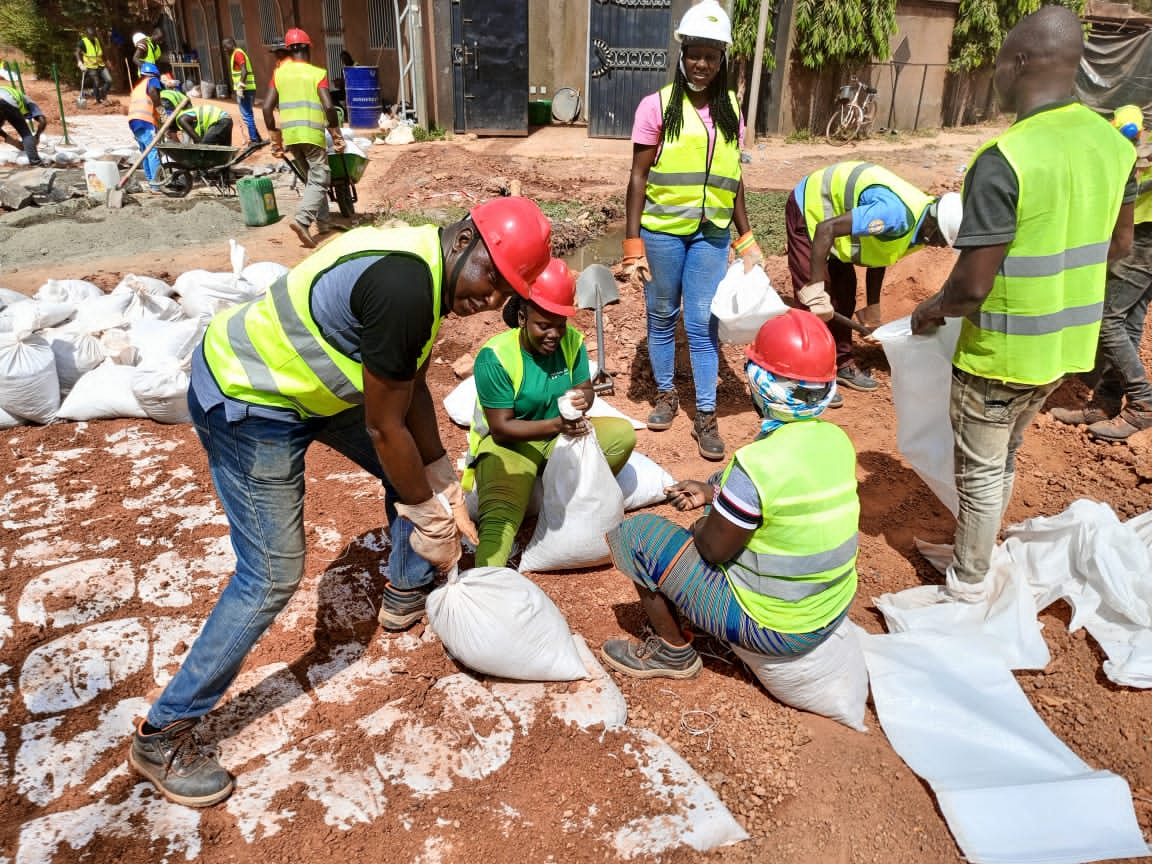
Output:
top-left (561, 222), bottom-right (626, 271)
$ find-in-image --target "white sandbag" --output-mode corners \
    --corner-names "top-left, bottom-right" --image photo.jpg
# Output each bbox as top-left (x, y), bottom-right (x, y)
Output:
top-left (875, 316), bottom-right (962, 516)
top-left (521, 431), bottom-right (625, 572)
top-left (99, 329), bottom-right (139, 366)
top-left (174, 271), bottom-right (260, 320)
top-left (617, 451), bottom-right (674, 511)
top-left (57, 360), bottom-right (147, 420)
top-left (426, 566), bottom-right (589, 681)
top-left (0, 402), bottom-right (19, 428)
top-left (42, 327), bottom-right (105, 394)
top-left (385, 125), bottom-right (415, 146)
top-left (129, 317), bottom-right (205, 366)
top-left (121, 286), bottom-right (185, 322)
top-left (444, 376), bottom-right (476, 427)
top-left (241, 261), bottom-right (289, 292)
top-left (35, 278), bottom-right (103, 304)
top-left (67, 291), bottom-right (134, 334)
top-left (709, 261), bottom-right (787, 344)
top-left (0, 332), bottom-right (59, 424)
top-left (114, 273), bottom-right (176, 298)
top-left (0, 300), bottom-right (76, 332)
top-left (587, 396), bottom-right (646, 430)
top-left (732, 618), bottom-right (869, 732)
top-left (132, 362), bottom-right (191, 424)
top-left (0, 287), bottom-right (30, 310)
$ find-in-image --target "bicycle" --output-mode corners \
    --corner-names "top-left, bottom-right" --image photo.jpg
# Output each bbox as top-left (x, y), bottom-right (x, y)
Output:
top-left (825, 77), bottom-right (878, 144)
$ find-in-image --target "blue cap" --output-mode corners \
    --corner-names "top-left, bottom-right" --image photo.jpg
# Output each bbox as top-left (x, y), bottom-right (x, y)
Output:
top-left (140, 62), bottom-right (160, 76)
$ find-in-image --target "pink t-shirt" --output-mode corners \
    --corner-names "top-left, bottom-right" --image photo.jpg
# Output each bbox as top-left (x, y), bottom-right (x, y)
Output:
top-left (630, 91), bottom-right (745, 149)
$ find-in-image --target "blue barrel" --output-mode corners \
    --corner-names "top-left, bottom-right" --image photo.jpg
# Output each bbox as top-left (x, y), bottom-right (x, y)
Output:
top-left (343, 65), bottom-right (380, 128)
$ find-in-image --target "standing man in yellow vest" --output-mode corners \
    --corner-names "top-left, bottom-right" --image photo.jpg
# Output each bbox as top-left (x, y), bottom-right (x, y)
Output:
top-left (126, 197), bottom-right (553, 808)
top-left (132, 30), bottom-right (163, 73)
top-left (75, 25), bottom-right (113, 103)
top-left (222, 37), bottom-right (263, 145)
top-left (911, 5), bottom-right (1136, 602)
top-left (787, 162), bottom-right (963, 399)
top-left (263, 28), bottom-right (343, 248)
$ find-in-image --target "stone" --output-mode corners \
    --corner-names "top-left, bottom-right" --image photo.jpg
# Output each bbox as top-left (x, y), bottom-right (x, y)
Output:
top-left (0, 180), bottom-right (34, 210)
top-left (451, 352), bottom-right (475, 379)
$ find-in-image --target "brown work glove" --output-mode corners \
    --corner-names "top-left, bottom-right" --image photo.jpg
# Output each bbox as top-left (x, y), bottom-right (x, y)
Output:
top-left (424, 453), bottom-right (478, 545)
top-left (329, 128), bottom-right (346, 154)
top-left (797, 281), bottom-right (835, 322)
top-left (269, 128), bottom-right (284, 159)
top-left (621, 237), bottom-right (650, 284)
top-left (395, 495), bottom-right (461, 573)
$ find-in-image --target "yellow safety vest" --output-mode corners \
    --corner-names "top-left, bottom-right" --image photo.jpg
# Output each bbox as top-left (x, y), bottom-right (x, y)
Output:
top-left (1134, 165), bottom-right (1152, 226)
top-left (275, 60), bottom-right (327, 147)
top-left (160, 89), bottom-right (186, 114)
top-left (641, 84), bottom-right (743, 235)
top-left (0, 85), bottom-right (29, 116)
top-left (81, 36), bottom-right (104, 69)
top-left (720, 419), bottom-right (859, 634)
top-left (201, 225), bottom-right (445, 418)
top-left (127, 77), bottom-right (159, 126)
top-left (802, 161), bottom-right (934, 266)
top-left (461, 325), bottom-right (584, 491)
top-left (141, 38), bottom-right (161, 66)
top-left (230, 47), bottom-right (255, 90)
top-left (954, 103), bottom-right (1135, 385)
top-left (179, 104), bottom-right (225, 137)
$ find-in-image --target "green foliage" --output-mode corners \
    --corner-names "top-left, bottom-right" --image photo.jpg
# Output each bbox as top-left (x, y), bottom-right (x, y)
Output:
top-left (735, 191), bottom-right (788, 256)
top-left (0, 0), bottom-right (146, 81)
top-left (411, 124), bottom-right (447, 142)
top-left (793, 0), bottom-right (897, 69)
top-left (949, 0), bottom-right (1087, 72)
top-left (730, 0), bottom-right (774, 71)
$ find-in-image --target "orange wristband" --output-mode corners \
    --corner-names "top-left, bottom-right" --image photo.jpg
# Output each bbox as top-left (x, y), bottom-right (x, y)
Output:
top-left (622, 237), bottom-right (645, 259)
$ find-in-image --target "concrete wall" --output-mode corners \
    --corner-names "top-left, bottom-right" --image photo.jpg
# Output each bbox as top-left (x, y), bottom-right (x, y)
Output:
top-left (527, 0), bottom-right (587, 118)
top-left (873, 0), bottom-right (958, 131)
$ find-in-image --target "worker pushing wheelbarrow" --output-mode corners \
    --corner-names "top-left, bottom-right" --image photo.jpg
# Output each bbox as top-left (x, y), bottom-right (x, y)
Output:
top-left (281, 146), bottom-right (369, 218)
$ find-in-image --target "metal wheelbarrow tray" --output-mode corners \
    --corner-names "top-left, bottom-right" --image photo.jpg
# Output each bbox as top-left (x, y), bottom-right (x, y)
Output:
top-left (329, 151), bottom-right (368, 217)
top-left (156, 140), bottom-right (268, 198)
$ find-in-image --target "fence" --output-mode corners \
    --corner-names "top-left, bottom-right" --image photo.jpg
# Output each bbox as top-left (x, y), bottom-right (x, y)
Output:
top-left (859, 61), bottom-right (950, 132)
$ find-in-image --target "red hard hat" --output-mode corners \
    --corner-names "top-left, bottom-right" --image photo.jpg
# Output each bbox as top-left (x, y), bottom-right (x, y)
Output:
top-left (470, 196), bottom-right (552, 298)
top-left (284, 28), bottom-right (311, 47)
top-left (525, 259), bottom-right (577, 316)
top-left (744, 309), bottom-right (836, 382)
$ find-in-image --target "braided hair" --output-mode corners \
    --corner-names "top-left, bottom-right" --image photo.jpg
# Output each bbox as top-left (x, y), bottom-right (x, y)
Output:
top-left (661, 41), bottom-right (741, 146)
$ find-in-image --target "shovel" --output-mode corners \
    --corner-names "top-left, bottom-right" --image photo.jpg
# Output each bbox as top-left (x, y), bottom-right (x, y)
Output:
top-left (108, 93), bottom-right (190, 208)
top-left (574, 263), bottom-right (620, 395)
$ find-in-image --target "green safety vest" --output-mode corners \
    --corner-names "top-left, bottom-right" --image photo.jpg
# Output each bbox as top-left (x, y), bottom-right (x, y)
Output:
top-left (1134, 165), bottom-right (1152, 225)
top-left (720, 419), bottom-right (859, 634)
top-left (81, 36), bottom-right (104, 69)
top-left (275, 60), bottom-right (327, 147)
top-left (0, 85), bottom-right (28, 116)
top-left (954, 102), bottom-right (1135, 385)
top-left (141, 38), bottom-right (161, 66)
top-left (179, 104), bottom-right (225, 137)
top-left (802, 161), bottom-right (934, 267)
top-left (201, 225), bottom-right (445, 418)
top-left (641, 83), bottom-right (743, 235)
top-left (461, 325), bottom-right (584, 491)
top-left (230, 47), bottom-right (255, 90)
top-left (159, 89), bottom-right (186, 114)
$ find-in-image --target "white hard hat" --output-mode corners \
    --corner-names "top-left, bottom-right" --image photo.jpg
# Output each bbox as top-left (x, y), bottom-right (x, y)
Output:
top-left (132, 32), bottom-right (147, 45)
top-left (934, 192), bottom-right (963, 247)
top-left (675, 1), bottom-right (732, 47)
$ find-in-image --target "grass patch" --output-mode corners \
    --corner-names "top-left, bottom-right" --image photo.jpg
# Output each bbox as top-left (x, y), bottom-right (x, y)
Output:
top-left (785, 128), bottom-right (814, 143)
top-left (740, 191), bottom-right (788, 257)
top-left (411, 125), bottom-right (448, 142)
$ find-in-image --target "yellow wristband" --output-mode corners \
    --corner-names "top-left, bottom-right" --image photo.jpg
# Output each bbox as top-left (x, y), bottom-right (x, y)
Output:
top-left (732, 231), bottom-right (757, 254)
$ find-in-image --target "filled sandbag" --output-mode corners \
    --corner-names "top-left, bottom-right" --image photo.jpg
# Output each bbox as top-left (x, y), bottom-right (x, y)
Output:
top-left (35, 278), bottom-right (104, 304)
top-left (67, 291), bottom-right (135, 334)
top-left (114, 274), bottom-right (176, 298)
top-left (42, 327), bottom-right (105, 394)
top-left (0, 402), bottom-right (19, 428)
top-left (174, 270), bottom-right (261, 320)
top-left (0, 332), bottom-right (59, 424)
top-left (99, 329), bottom-right (139, 366)
top-left (57, 360), bottom-right (147, 420)
top-left (426, 566), bottom-right (589, 681)
top-left (710, 261), bottom-right (787, 344)
top-left (241, 261), bottom-right (290, 292)
top-left (129, 317), bottom-right (205, 366)
top-left (617, 452), bottom-right (675, 511)
top-left (0, 301), bottom-right (77, 333)
top-left (0, 287), bottom-right (31, 310)
top-left (132, 361), bottom-right (191, 424)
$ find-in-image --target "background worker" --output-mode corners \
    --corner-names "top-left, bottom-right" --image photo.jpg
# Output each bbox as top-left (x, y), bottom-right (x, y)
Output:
top-left (76, 25), bottom-right (113, 103)
top-left (1052, 105), bottom-right (1152, 442)
top-left (601, 309), bottom-right (855, 679)
top-left (158, 74), bottom-right (188, 114)
top-left (787, 162), bottom-right (963, 397)
top-left (0, 80), bottom-right (45, 166)
top-left (465, 259), bottom-right (636, 567)
top-left (176, 103), bottom-right (232, 145)
top-left (222, 37), bottom-right (263, 145)
top-left (621, 0), bottom-right (761, 462)
top-left (132, 30), bottom-right (163, 72)
top-left (127, 196), bottom-right (554, 809)
top-left (910, 5), bottom-right (1135, 603)
top-left (126, 62), bottom-right (165, 192)
top-left (263, 27), bottom-right (343, 249)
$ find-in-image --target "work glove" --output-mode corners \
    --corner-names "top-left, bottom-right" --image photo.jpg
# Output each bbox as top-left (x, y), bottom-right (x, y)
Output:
top-left (731, 231), bottom-right (764, 273)
top-left (329, 128), bottom-right (346, 154)
top-left (621, 237), bottom-right (650, 284)
top-left (424, 453), bottom-right (478, 545)
top-left (855, 302), bottom-right (882, 342)
top-left (395, 495), bottom-right (461, 573)
top-left (797, 281), bottom-right (835, 322)
top-left (269, 128), bottom-right (284, 159)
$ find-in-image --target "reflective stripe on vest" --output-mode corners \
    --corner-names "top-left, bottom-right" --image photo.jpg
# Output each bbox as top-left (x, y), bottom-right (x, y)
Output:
top-left (180, 105), bottom-right (225, 137)
top-left (201, 225), bottom-right (445, 418)
top-left (81, 36), bottom-right (104, 69)
top-left (461, 325), bottom-right (584, 491)
top-left (719, 420), bottom-right (859, 634)
top-left (0, 85), bottom-right (28, 116)
top-left (954, 103), bottom-right (1135, 385)
top-left (275, 60), bottom-right (327, 147)
top-left (640, 84), bottom-right (743, 235)
top-left (128, 78), bottom-right (158, 126)
top-left (231, 48), bottom-right (255, 90)
top-left (802, 161), bottom-right (934, 266)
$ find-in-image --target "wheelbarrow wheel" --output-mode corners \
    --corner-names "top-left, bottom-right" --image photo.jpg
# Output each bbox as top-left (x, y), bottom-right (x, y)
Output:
top-left (161, 170), bottom-right (193, 198)
top-left (334, 184), bottom-right (355, 218)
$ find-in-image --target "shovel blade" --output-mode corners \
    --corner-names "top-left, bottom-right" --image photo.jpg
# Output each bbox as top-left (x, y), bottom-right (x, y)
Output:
top-left (574, 263), bottom-right (620, 310)
top-left (106, 188), bottom-right (125, 208)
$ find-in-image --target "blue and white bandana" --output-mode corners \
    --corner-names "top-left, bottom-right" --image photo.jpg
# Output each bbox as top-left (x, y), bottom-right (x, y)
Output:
top-left (746, 361), bottom-right (836, 437)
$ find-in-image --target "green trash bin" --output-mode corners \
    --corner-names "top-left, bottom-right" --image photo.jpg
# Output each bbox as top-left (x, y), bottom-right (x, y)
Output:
top-left (237, 176), bottom-right (280, 226)
top-left (528, 100), bottom-right (552, 126)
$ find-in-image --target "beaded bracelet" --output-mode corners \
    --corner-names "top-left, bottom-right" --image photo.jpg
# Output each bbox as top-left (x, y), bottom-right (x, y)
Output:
top-left (731, 231), bottom-right (757, 254)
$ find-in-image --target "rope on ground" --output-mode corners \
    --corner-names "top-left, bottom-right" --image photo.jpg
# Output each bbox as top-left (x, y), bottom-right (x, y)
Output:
top-left (680, 708), bottom-right (719, 751)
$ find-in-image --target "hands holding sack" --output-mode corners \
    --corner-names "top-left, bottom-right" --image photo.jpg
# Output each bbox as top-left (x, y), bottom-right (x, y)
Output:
top-left (425, 453), bottom-right (478, 545)
top-left (731, 231), bottom-right (763, 273)
top-left (798, 281), bottom-right (835, 322)
top-left (395, 494), bottom-right (462, 572)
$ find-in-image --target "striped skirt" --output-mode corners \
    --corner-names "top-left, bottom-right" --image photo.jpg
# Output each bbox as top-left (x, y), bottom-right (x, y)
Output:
top-left (606, 513), bottom-right (846, 657)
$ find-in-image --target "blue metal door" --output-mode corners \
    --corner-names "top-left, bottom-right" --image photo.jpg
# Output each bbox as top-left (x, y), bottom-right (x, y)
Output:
top-left (451, 0), bottom-right (529, 136)
top-left (588, 0), bottom-right (673, 138)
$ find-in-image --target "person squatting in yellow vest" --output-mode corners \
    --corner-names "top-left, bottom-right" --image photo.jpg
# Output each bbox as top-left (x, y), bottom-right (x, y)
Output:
top-left (75, 25), bottom-right (113, 103)
top-left (785, 162), bottom-right (963, 400)
top-left (1050, 106), bottom-right (1152, 441)
top-left (263, 27), bottom-right (344, 249)
top-left (125, 197), bottom-right (554, 810)
top-left (602, 309), bottom-right (858, 679)
top-left (223, 37), bottom-right (264, 144)
top-left (911, 5), bottom-right (1136, 602)
top-left (0, 82), bottom-right (46, 166)
top-left (176, 103), bottom-right (232, 145)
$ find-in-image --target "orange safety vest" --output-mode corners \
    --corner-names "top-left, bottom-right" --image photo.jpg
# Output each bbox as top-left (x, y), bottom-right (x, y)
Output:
top-left (128, 77), bottom-right (159, 127)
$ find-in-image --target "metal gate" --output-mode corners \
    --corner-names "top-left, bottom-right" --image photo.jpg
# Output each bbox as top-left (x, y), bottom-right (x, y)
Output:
top-left (588, 0), bottom-right (672, 138)
top-left (451, 0), bottom-right (529, 136)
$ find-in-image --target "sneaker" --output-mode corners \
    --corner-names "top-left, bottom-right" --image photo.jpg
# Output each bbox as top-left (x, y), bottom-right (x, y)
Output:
top-left (601, 632), bottom-right (702, 679)
top-left (828, 391), bottom-right (844, 409)
top-left (377, 580), bottom-right (434, 631)
top-left (1087, 406), bottom-right (1152, 442)
top-left (692, 410), bottom-right (725, 461)
top-left (837, 362), bottom-right (878, 392)
top-left (1050, 401), bottom-right (1121, 426)
top-left (128, 719), bottom-right (233, 807)
top-left (647, 390), bottom-right (678, 431)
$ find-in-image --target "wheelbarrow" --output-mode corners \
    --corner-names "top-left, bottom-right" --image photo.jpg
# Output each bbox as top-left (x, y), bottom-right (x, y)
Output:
top-left (155, 139), bottom-right (268, 198)
top-left (283, 150), bottom-right (369, 217)
top-left (574, 263), bottom-right (620, 395)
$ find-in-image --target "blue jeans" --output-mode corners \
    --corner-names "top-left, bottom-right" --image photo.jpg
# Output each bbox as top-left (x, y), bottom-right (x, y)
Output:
top-left (235, 89), bottom-right (261, 143)
top-left (1093, 225), bottom-right (1152, 408)
top-left (642, 225), bottom-right (729, 412)
top-left (147, 388), bottom-right (434, 727)
top-left (129, 120), bottom-right (161, 184)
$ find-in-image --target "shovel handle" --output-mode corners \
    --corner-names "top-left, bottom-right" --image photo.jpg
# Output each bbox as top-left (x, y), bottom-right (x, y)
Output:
top-left (117, 93), bottom-right (190, 190)
top-left (832, 310), bottom-right (875, 337)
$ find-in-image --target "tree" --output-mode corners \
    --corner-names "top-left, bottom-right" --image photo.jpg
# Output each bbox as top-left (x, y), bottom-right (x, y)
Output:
top-left (793, 0), bottom-right (897, 69)
top-left (729, 0), bottom-right (774, 104)
top-left (949, 0), bottom-right (1087, 72)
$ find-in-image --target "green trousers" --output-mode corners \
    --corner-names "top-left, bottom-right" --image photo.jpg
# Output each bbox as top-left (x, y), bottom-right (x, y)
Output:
top-left (473, 416), bottom-right (636, 567)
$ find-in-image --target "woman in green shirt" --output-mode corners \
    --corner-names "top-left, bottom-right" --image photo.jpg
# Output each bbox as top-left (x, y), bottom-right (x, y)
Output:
top-left (469, 259), bottom-right (636, 567)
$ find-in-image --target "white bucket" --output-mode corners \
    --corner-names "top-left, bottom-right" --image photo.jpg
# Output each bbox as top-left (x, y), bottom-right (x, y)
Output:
top-left (84, 160), bottom-right (119, 199)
